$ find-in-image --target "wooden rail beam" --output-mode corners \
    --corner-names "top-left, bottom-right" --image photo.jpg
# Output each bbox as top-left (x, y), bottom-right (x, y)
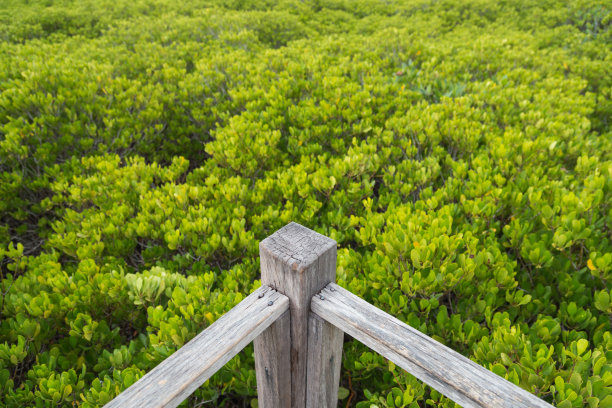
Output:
top-left (104, 285), bottom-right (289, 408)
top-left (311, 283), bottom-right (554, 408)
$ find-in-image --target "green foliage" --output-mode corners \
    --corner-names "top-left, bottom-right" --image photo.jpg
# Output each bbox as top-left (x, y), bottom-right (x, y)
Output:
top-left (1, 0), bottom-right (611, 406)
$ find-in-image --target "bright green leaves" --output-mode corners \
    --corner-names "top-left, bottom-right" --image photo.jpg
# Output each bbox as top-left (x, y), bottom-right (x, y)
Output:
top-left (521, 236), bottom-right (554, 270)
top-left (94, 343), bottom-right (139, 375)
top-left (68, 313), bottom-right (118, 350)
top-left (0, 335), bottom-right (28, 367)
top-left (0, 0), bottom-right (611, 406)
top-left (550, 338), bottom-right (612, 407)
top-left (594, 291), bottom-right (612, 314)
top-left (125, 266), bottom-right (188, 308)
top-left (127, 272), bottom-right (166, 307)
top-left (472, 316), bottom-right (559, 396)
top-left (164, 229), bottom-right (182, 252)
top-left (588, 253), bottom-right (612, 283)
top-left (559, 302), bottom-right (597, 332)
top-left (351, 360), bottom-right (426, 408)
top-left (35, 369), bottom-right (84, 406)
top-left (532, 316), bottom-right (562, 345)
top-left (4, 242), bottom-right (26, 274)
top-left (206, 117), bottom-right (285, 178)
top-left (80, 367), bottom-right (144, 407)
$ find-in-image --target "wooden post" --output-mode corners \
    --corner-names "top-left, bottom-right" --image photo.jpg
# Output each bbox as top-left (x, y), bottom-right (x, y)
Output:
top-left (254, 222), bottom-right (343, 408)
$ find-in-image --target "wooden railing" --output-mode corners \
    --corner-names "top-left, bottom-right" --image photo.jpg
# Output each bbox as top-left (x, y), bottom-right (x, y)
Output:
top-left (105, 222), bottom-right (554, 408)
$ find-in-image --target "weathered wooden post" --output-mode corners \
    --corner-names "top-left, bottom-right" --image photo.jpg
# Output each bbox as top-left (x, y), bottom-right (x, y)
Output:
top-left (253, 222), bottom-right (344, 407)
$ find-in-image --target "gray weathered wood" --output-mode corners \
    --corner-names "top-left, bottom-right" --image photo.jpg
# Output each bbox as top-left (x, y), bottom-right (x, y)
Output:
top-left (306, 312), bottom-right (344, 408)
top-left (254, 222), bottom-right (341, 408)
top-left (311, 283), bottom-right (554, 408)
top-left (253, 310), bottom-right (292, 407)
top-left (104, 285), bottom-right (289, 408)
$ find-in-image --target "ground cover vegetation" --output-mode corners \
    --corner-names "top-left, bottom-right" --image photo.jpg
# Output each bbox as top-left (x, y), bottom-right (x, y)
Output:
top-left (0, 0), bottom-right (611, 406)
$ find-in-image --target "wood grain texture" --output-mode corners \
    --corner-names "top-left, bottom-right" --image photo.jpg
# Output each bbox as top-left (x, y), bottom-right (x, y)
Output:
top-left (104, 285), bottom-right (289, 408)
top-left (305, 312), bottom-right (343, 408)
top-left (311, 283), bottom-right (554, 408)
top-left (257, 222), bottom-right (338, 408)
top-left (253, 310), bottom-right (291, 407)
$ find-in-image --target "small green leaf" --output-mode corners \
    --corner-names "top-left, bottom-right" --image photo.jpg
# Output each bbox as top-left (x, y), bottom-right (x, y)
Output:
top-left (576, 339), bottom-right (589, 356)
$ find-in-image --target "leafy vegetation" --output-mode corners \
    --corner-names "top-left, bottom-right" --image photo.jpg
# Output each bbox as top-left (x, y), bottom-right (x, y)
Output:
top-left (1, 0), bottom-right (611, 406)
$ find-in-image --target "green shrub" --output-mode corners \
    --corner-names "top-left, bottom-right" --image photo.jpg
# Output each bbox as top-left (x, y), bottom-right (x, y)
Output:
top-left (1, 0), bottom-right (611, 406)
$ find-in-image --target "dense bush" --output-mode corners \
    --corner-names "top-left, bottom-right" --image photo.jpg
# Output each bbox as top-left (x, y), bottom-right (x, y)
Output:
top-left (1, 0), bottom-right (611, 406)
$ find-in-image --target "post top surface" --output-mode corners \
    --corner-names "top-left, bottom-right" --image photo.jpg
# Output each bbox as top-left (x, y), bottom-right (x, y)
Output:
top-left (260, 222), bottom-right (336, 272)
